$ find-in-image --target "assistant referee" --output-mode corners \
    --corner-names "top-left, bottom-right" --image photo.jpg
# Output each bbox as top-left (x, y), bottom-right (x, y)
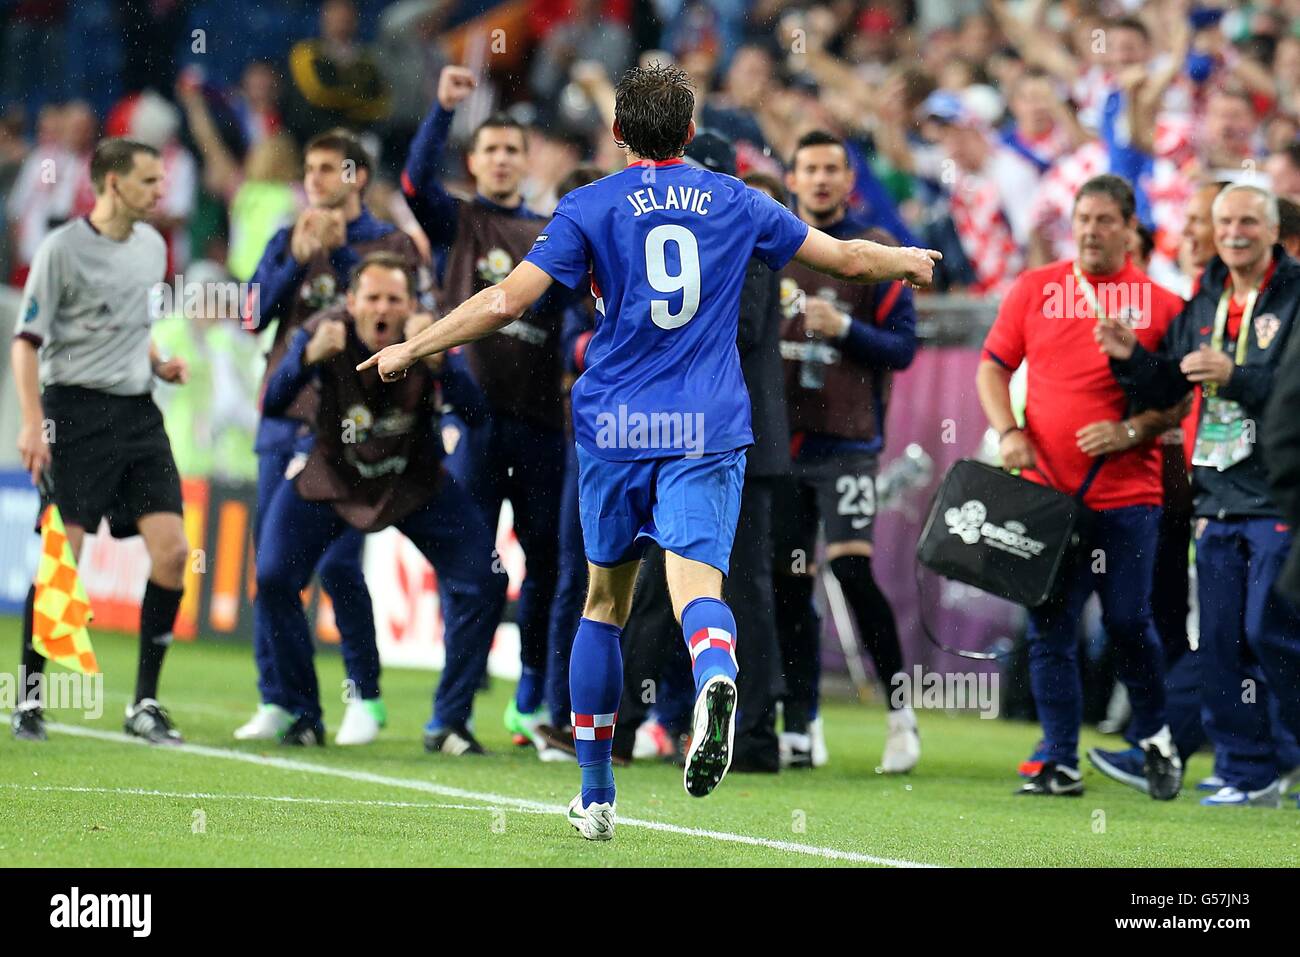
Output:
top-left (10, 138), bottom-right (190, 745)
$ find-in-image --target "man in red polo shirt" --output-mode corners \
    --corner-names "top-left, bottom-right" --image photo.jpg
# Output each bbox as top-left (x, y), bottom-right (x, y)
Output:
top-left (976, 174), bottom-right (1187, 798)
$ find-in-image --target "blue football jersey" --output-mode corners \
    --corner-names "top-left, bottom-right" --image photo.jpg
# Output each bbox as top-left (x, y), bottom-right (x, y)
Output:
top-left (524, 159), bottom-right (809, 461)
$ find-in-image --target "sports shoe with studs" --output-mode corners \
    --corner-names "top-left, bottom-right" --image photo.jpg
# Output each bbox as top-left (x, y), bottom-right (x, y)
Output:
top-left (124, 699), bottom-right (183, 746)
top-left (566, 793), bottom-right (615, 841)
top-left (683, 675), bottom-right (737, 798)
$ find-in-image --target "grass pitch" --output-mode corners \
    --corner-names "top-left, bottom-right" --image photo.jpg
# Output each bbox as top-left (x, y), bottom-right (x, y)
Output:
top-left (1, 619), bottom-right (1295, 867)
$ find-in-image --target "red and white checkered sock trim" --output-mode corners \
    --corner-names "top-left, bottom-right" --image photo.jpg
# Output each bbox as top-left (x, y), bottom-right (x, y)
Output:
top-left (688, 627), bottom-right (737, 668)
top-left (571, 711), bottom-right (617, 741)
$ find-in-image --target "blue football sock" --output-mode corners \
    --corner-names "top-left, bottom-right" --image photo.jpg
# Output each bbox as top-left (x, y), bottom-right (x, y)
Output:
top-left (569, 617), bottom-right (622, 808)
top-left (515, 667), bottom-right (543, 715)
top-left (681, 596), bottom-right (738, 695)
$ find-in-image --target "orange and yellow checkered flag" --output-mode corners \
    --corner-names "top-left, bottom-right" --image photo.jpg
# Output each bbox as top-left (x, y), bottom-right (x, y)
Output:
top-left (32, 503), bottom-right (98, 674)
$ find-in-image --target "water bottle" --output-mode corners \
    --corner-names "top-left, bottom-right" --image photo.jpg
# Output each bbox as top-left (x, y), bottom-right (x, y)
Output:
top-left (799, 332), bottom-right (825, 390)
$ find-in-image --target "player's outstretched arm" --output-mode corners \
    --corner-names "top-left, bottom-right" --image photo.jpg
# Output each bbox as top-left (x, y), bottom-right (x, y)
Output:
top-left (357, 261), bottom-right (555, 381)
top-left (794, 227), bottom-right (942, 287)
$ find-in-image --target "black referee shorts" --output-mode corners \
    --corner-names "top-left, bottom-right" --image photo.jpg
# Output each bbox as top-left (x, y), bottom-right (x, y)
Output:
top-left (43, 385), bottom-right (184, 538)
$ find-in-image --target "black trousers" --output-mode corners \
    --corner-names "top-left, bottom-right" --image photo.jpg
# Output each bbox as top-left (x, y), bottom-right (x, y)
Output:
top-left (611, 477), bottom-right (781, 765)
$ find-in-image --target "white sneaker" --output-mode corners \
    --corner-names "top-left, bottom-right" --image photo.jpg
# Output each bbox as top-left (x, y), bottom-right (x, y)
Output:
top-left (633, 719), bottom-right (675, 761)
top-left (335, 699), bottom-right (382, 745)
top-left (810, 716), bottom-right (830, 768)
top-left (233, 703), bottom-right (293, 741)
top-left (881, 707), bottom-right (921, 774)
top-left (566, 793), bottom-right (615, 841)
top-left (779, 731), bottom-right (813, 769)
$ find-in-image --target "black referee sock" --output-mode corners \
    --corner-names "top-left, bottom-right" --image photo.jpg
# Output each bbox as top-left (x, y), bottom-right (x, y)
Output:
top-left (136, 581), bottom-right (183, 704)
top-left (20, 584), bottom-right (46, 707)
top-left (828, 555), bottom-right (905, 707)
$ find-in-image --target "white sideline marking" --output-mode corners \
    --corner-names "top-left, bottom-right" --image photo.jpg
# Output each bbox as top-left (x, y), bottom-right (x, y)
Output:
top-left (17, 717), bottom-right (935, 867)
top-left (0, 784), bottom-right (542, 815)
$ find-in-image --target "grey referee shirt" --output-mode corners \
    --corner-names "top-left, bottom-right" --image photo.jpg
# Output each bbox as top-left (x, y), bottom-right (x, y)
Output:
top-left (14, 217), bottom-right (167, 396)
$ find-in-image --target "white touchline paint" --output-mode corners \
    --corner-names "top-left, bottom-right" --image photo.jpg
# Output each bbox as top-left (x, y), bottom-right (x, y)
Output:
top-left (5, 716), bottom-right (938, 867)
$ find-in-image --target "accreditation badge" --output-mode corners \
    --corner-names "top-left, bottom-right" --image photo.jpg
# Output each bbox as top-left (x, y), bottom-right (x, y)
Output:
top-left (1191, 396), bottom-right (1253, 471)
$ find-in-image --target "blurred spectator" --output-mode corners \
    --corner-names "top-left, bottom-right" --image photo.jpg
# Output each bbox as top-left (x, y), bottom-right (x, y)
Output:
top-left (0, 112), bottom-right (29, 280)
top-left (232, 61), bottom-right (284, 148)
top-left (152, 258), bottom-right (263, 482)
top-left (1265, 142), bottom-right (1300, 203)
top-left (521, 125), bottom-right (584, 215)
top-left (177, 74), bottom-right (302, 282)
top-left (282, 0), bottom-right (392, 147)
top-left (877, 88), bottom-right (1036, 295)
top-left (5, 101), bottom-right (94, 285)
top-left (530, 0), bottom-right (633, 113)
top-left (377, 0), bottom-right (451, 169)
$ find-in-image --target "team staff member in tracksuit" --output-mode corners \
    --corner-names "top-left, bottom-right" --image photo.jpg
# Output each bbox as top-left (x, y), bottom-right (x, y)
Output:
top-left (402, 66), bottom-right (569, 750)
top-left (978, 174), bottom-right (1188, 799)
top-left (10, 139), bottom-right (189, 744)
top-left (257, 252), bottom-right (506, 748)
top-left (239, 128), bottom-right (424, 746)
top-left (1098, 183), bottom-right (1300, 806)
top-left (773, 131), bottom-right (921, 774)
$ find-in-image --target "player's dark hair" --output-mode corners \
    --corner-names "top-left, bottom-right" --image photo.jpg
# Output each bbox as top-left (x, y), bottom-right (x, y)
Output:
top-left (558, 164), bottom-right (604, 199)
top-left (742, 171), bottom-right (789, 206)
top-left (790, 130), bottom-right (849, 168)
top-left (304, 127), bottom-right (373, 181)
top-left (89, 138), bottom-right (160, 192)
top-left (1278, 196), bottom-right (1300, 243)
top-left (1074, 174), bottom-right (1136, 221)
top-left (351, 251), bottom-right (416, 299)
top-left (613, 63), bottom-right (695, 161)
top-left (471, 113), bottom-right (528, 152)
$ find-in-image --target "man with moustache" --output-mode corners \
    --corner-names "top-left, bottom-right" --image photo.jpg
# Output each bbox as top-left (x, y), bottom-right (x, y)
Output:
top-left (1098, 184), bottom-right (1300, 807)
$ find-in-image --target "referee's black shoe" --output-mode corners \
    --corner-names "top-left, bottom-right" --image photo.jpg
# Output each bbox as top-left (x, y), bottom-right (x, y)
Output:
top-left (1016, 760), bottom-right (1084, 796)
top-left (11, 705), bottom-right (47, 741)
top-left (124, 699), bottom-right (183, 746)
top-left (280, 714), bottom-right (326, 747)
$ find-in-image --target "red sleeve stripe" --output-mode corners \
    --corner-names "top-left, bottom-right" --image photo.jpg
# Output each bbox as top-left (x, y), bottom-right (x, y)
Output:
top-left (874, 281), bottom-right (903, 325)
top-left (400, 169), bottom-right (416, 198)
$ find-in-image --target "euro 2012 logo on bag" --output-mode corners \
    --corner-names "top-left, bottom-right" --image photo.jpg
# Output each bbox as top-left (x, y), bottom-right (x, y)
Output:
top-left (476, 248), bottom-right (513, 283)
top-left (945, 500), bottom-right (987, 545)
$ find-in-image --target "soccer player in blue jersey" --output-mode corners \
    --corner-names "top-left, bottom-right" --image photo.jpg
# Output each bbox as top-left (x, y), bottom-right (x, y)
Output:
top-left (359, 64), bottom-right (941, 840)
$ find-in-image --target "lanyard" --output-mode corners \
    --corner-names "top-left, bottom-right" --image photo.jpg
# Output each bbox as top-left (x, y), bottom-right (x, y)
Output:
top-left (1072, 261), bottom-right (1106, 322)
top-left (1203, 281), bottom-right (1260, 400)
top-left (1210, 283), bottom-right (1259, 367)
